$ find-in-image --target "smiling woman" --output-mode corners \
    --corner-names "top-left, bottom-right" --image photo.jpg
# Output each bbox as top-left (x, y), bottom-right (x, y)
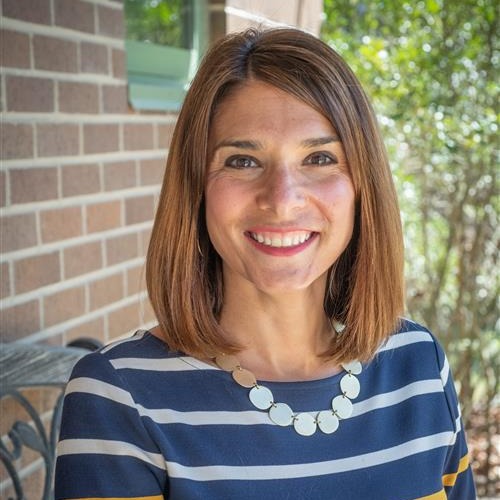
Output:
top-left (205, 81), bottom-right (355, 297)
top-left (55, 28), bottom-right (476, 500)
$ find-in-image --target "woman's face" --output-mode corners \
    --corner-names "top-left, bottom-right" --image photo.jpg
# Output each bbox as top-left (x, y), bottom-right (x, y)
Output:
top-left (205, 80), bottom-right (355, 296)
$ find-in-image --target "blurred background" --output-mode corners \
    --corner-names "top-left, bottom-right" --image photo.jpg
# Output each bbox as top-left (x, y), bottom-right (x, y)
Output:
top-left (321, 1), bottom-right (498, 496)
top-left (1, 0), bottom-right (498, 497)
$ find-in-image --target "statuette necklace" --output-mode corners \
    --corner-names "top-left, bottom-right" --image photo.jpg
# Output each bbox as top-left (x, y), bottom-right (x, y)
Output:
top-left (214, 345), bottom-right (362, 437)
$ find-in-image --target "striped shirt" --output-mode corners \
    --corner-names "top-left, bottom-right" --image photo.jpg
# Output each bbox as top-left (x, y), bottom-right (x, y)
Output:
top-left (55, 319), bottom-right (475, 499)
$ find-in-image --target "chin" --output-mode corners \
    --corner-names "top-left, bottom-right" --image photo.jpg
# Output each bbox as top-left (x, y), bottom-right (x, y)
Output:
top-left (249, 273), bottom-right (325, 296)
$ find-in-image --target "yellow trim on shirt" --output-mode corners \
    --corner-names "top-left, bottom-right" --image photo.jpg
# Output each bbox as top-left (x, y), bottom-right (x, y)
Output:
top-left (414, 489), bottom-right (447, 500)
top-left (442, 454), bottom-right (470, 487)
top-left (69, 496), bottom-right (163, 500)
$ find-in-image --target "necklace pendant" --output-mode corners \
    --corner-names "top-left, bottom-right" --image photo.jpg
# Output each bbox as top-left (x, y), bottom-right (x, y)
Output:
top-left (293, 412), bottom-right (317, 436)
top-left (340, 373), bottom-right (361, 399)
top-left (215, 353), bottom-right (240, 371)
top-left (317, 410), bottom-right (340, 434)
top-left (269, 402), bottom-right (294, 426)
top-left (249, 385), bottom-right (274, 410)
top-left (341, 360), bottom-right (362, 375)
top-left (232, 367), bottom-right (257, 388)
top-left (331, 394), bottom-right (353, 419)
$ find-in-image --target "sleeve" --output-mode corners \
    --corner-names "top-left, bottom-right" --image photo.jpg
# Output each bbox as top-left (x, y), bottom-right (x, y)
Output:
top-left (55, 351), bottom-right (167, 500)
top-left (433, 337), bottom-right (477, 499)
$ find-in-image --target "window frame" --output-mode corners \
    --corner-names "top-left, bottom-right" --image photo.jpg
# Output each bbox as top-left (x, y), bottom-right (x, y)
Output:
top-left (125, 1), bottom-right (208, 111)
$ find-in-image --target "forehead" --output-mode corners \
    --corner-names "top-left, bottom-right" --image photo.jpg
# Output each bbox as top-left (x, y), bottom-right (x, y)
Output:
top-left (210, 80), bottom-right (336, 143)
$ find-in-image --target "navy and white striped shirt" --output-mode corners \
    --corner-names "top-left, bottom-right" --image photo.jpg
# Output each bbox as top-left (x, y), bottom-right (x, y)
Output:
top-left (55, 319), bottom-right (475, 499)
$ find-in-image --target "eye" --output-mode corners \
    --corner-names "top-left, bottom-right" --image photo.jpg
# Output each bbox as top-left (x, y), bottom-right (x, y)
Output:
top-left (304, 152), bottom-right (338, 166)
top-left (224, 155), bottom-right (259, 169)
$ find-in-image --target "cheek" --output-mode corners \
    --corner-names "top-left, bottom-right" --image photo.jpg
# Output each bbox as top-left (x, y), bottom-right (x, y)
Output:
top-left (205, 179), bottom-right (242, 241)
top-left (319, 178), bottom-right (356, 218)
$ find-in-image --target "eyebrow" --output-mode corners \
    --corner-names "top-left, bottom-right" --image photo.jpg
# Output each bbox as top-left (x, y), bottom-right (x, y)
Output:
top-left (213, 140), bottom-right (262, 152)
top-left (213, 136), bottom-right (340, 152)
top-left (301, 135), bottom-right (340, 148)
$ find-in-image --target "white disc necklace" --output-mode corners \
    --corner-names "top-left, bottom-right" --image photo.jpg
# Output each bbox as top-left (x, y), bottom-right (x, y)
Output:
top-left (214, 353), bottom-right (362, 437)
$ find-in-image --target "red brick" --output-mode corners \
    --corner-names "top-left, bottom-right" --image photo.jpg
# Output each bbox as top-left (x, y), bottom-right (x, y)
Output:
top-left (40, 387), bottom-right (61, 413)
top-left (63, 241), bottom-right (103, 278)
top-left (89, 273), bottom-right (124, 310)
top-left (140, 158), bottom-right (165, 186)
top-left (43, 333), bottom-right (65, 347)
top-left (157, 123), bottom-right (176, 149)
top-left (106, 233), bottom-right (138, 265)
top-left (59, 81), bottom-right (99, 114)
top-left (103, 160), bottom-right (137, 191)
top-left (6, 76), bottom-right (54, 112)
top-left (81, 42), bottom-right (108, 74)
top-left (34, 35), bottom-right (78, 73)
top-left (3, 0), bottom-right (51, 25)
top-left (1, 30), bottom-right (31, 68)
top-left (44, 286), bottom-right (86, 327)
top-left (55, 0), bottom-right (95, 33)
top-left (123, 123), bottom-right (154, 151)
top-left (83, 124), bottom-right (119, 154)
top-left (0, 171), bottom-right (6, 207)
top-left (125, 195), bottom-right (155, 224)
top-left (0, 300), bottom-right (40, 340)
top-left (65, 317), bottom-right (105, 346)
top-left (97, 5), bottom-right (125, 38)
top-left (0, 388), bottom-right (44, 437)
top-left (108, 301), bottom-right (139, 338)
top-left (40, 206), bottom-right (82, 243)
top-left (37, 123), bottom-right (79, 157)
top-left (1, 262), bottom-right (11, 299)
top-left (10, 167), bottom-right (58, 204)
top-left (102, 84), bottom-right (128, 113)
top-left (62, 164), bottom-right (101, 197)
top-left (1, 123), bottom-right (34, 160)
top-left (19, 466), bottom-right (45, 500)
top-left (139, 227), bottom-right (152, 254)
top-left (0, 213), bottom-right (37, 253)
top-left (14, 252), bottom-right (60, 294)
top-left (126, 265), bottom-right (145, 296)
top-left (142, 299), bottom-right (156, 324)
top-left (86, 200), bottom-right (122, 233)
top-left (111, 48), bottom-right (126, 79)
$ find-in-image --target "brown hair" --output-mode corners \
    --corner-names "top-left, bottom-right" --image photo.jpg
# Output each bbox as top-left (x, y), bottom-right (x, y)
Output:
top-left (146, 28), bottom-right (404, 363)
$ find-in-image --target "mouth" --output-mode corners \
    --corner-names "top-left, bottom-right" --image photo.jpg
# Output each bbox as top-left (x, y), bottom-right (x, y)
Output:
top-left (247, 231), bottom-right (314, 248)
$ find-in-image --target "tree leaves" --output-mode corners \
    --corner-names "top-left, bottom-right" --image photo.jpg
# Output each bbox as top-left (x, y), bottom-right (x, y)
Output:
top-left (322, 1), bottom-right (498, 494)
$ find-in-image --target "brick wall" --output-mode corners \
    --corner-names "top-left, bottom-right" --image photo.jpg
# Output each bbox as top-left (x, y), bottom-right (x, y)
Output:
top-left (0, 0), bottom-right (323, 495)
top-left (0, 0), bottom-right (174, 351)
top-left (0, 0), bottom-right (173, 495)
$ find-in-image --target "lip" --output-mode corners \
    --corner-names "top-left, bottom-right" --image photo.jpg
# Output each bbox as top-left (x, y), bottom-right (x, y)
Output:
top-left (245, 229), bottom-right (318, 257)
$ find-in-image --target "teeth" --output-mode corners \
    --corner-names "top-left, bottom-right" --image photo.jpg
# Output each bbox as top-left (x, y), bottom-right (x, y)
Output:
top-left (250, 232), bottom-right (312, 248)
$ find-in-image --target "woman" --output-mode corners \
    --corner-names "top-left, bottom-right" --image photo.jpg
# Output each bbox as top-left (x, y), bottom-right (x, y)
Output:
top-left (55, 28), bottom-right (475, 499)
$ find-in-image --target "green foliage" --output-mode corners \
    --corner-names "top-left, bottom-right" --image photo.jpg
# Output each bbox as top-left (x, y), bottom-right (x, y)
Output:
top-left (124, 0), bottom-right (193, 48)
top-left (322, 0), bottom-right (498, 420)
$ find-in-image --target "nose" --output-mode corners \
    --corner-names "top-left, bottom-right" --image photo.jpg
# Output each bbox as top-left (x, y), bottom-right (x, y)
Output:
top-left (256, 166), bottom-right (306, 216)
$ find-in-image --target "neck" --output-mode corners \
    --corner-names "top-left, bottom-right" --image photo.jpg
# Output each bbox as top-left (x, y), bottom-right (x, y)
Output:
top-left (219, 281), bottom-right (338, 381)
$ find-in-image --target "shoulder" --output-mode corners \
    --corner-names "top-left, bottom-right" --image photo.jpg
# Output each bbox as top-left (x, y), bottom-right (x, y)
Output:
top-left (68, 329), bottom-right (183, 383)
top-left (67, 330), bottom-right (219, 407)
top-left (375, 318), bottom-right (449, 382)
top-left (382, 317), bottom-right (444, 353)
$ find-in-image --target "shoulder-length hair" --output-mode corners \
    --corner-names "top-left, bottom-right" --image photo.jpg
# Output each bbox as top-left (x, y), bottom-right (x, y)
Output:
top-left (146, 27), bottom-right (404, 363)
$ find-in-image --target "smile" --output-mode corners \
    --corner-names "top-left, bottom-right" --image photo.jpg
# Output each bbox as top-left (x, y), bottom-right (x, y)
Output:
top-left (248, 231), bottom-right (314, 248)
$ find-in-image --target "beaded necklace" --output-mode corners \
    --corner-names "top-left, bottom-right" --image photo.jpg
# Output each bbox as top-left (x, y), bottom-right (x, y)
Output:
top-left (214, 353), bottom-right (362, 437)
